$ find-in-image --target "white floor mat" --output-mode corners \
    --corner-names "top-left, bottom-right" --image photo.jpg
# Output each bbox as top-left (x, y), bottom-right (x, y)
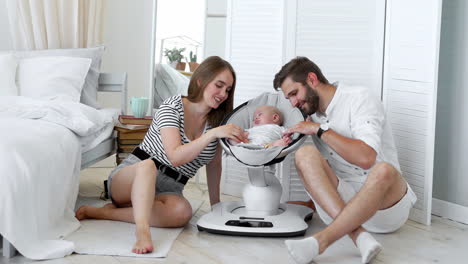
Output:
top-left (67, 196), bottom-right (203, 258)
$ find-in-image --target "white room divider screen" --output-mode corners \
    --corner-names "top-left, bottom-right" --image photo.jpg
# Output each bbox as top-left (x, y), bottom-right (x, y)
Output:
top-left (221, 0), bottom-right (285, 197)
top-left (382, 0), bottom-right (442, 225)
top-left (280, 0), bottom-right (387, 205)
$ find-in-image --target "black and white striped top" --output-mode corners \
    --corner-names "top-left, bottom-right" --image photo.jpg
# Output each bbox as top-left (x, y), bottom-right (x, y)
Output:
top-left (140, 95), bottom-right (218, 178)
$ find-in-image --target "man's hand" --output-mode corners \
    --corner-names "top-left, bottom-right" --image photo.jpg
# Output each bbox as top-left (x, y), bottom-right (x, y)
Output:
top-left (283, 121), bottom-right (320, 137)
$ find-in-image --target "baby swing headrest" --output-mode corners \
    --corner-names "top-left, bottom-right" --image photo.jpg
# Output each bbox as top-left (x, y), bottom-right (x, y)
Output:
top-left (220, 92), bottom-right (307, 166)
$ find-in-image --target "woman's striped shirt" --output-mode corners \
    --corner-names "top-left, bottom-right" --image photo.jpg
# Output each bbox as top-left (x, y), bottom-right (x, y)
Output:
top-left (139, 95), bottom-right (218, 178)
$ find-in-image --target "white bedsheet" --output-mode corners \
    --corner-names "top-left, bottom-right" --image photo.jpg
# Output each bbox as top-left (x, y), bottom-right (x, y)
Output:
top-left (80, 108), bottom-right (119, 152)
top-left (0, 96), bottom-right (116, 260)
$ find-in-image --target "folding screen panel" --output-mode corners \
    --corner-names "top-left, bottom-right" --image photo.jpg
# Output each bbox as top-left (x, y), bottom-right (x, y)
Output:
top-left (225, 0), bottom-right (284, 107)
top-left (382, 0), bottom-right (442, 225)
top-left (281, 0), bottom-right (386, 202)
top-left (222, 0), bottom-right (284, 196)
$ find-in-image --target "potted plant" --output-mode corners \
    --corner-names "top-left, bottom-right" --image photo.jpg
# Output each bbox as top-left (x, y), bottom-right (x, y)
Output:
top-left (187, 51), bottom-right (199, 72)
top-left (164, 47), bottom-right (186, 70)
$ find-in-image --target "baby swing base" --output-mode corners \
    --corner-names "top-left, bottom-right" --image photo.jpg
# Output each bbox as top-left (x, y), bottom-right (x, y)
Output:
top-left (197, 200), bottom-right (313, 237)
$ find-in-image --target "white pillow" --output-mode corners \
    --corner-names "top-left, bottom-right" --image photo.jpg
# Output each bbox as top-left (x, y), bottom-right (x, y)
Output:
top-left (14, 46), bottom-right (105, 108)
top-left (18, 56), bottom-right (92, 102)
top-left (0, 53), bottom-right (18, 96)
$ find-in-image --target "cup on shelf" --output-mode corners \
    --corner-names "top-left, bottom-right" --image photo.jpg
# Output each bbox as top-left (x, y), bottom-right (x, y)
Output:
top-left (130, 97), bottom-right (149, 118)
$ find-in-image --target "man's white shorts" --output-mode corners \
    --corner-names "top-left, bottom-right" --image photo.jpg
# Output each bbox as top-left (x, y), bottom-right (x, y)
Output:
top-left (309, 179), bottom-right (417, 233)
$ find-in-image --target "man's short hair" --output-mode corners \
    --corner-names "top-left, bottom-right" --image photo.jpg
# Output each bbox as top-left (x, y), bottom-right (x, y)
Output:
top-left (273, 57), bottom-right (329, 90)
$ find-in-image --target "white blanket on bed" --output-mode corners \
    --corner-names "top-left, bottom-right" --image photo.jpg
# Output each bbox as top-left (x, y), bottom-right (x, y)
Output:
top-left (0, 96), bottom-right (116, 260)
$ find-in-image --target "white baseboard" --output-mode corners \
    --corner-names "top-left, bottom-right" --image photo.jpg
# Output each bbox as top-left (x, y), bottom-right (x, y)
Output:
top-left (432, 198), bottom-right (468, 224)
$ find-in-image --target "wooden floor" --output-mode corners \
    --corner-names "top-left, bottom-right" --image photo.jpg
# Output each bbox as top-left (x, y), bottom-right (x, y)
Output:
top-left (2, 167), bottom-right (467, 264)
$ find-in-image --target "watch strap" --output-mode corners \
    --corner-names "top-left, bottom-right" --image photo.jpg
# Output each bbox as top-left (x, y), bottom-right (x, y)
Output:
top-left (317, 127), bottom-right (324, 139)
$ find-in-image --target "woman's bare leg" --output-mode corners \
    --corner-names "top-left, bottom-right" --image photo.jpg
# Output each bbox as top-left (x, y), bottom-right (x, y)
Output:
top-left (128, 160), bottom-right (157, 253)
top-left (75, 159), bottom-right (184, 254)
top-left (77, 194), bottom-right (192, 227)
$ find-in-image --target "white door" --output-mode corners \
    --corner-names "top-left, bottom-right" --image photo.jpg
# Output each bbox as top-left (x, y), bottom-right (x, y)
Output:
top-left (382, 0), bottom-right (443, 225)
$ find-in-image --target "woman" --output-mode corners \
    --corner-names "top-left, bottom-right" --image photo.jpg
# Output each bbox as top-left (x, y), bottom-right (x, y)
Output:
top-left (75, 56), bottom-right (247, 254)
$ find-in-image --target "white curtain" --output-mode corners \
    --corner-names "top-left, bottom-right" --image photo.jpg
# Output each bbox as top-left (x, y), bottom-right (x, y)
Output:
top-left (6, 0), bottom-right (106, 50)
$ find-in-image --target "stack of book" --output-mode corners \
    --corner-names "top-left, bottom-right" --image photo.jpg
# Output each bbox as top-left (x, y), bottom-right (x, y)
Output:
top-left (115, 115), bottom-right (153, 164)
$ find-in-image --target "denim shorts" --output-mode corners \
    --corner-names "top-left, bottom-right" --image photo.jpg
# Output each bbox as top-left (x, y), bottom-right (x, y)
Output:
top-left (107, 154), bottom-right (185, 202)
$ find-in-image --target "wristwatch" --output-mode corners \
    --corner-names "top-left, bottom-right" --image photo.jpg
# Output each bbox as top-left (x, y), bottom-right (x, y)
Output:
top-left (317, 123), bottom-right (329, 139)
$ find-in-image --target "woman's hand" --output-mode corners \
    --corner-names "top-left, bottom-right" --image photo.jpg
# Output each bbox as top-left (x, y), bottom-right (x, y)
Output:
top-left (209, 124), bottom-right (248, 143)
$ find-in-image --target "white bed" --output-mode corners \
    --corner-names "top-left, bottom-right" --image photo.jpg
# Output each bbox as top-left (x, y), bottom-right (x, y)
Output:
top-left (0, 72), bottom-right (127, 260)
top-left (81, 73), bottom-right (127, 169)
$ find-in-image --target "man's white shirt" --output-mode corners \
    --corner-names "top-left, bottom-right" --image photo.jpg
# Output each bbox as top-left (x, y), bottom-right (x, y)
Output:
top-left (311, 82), bottom-right (401, 184)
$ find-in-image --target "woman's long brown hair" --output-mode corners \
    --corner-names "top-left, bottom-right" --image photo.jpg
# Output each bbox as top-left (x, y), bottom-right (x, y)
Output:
top-left (185, 56), bottom-right (236, 127)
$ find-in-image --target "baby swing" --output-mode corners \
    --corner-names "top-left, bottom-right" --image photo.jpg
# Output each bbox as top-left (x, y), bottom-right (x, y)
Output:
top-left (197, 92), bottom-right (314, 237)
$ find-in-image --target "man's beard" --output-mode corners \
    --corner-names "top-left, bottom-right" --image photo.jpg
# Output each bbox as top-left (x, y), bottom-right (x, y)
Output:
top-left (302, 83), bottom-right (320, 115)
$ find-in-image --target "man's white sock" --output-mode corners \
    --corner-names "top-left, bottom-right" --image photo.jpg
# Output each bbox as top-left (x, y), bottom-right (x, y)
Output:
top-left (356, 232), bottom-right (382, 263)
top-left (285, 236), bottom-right (319, 264)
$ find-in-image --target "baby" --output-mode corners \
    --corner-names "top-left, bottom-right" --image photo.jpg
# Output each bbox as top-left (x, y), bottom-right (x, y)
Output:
top-left (231, 105), bottom-right (292, 148)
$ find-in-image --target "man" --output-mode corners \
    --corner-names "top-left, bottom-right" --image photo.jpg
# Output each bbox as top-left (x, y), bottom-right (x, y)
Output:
top-left (274, 57), bottom-right (417, 264)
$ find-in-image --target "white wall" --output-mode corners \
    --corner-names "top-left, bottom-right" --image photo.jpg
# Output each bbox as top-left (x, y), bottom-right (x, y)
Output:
top-left (204, 0), bottom-right (227, 58)
top-left (0, 0), bottom-right (13, 50)
top-left (98, 0), bottom-right (154, 110)
top-left (433, 0), bottom-right (468, 208)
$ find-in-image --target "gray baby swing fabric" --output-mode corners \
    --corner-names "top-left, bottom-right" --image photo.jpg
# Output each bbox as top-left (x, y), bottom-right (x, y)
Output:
top-left (222, 92), bottom-right (307, 166)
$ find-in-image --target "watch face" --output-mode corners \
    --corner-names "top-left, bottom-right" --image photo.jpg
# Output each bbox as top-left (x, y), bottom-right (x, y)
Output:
top-left (320, 123), bottom-right (329, 131)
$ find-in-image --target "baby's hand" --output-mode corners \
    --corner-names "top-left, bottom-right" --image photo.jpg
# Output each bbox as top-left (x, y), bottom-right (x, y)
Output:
top-left (271, 136), bottom-right (292, 147)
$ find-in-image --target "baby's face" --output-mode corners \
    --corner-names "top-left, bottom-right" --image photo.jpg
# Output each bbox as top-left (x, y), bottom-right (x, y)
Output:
top-left (253, 107), bottom-right (280, 126)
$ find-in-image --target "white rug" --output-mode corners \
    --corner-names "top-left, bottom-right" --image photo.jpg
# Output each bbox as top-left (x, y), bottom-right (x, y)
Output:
top-left (67, 196), bottom-right (203, 258)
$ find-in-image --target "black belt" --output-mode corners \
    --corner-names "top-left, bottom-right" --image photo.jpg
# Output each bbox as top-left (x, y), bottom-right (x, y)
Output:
top-left (132, 147), bottom-right (189, 185)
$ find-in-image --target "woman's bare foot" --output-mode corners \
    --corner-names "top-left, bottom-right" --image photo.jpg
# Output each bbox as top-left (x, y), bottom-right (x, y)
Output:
top-left (75, 205), bottom-right (91, 220)
top-left (132, 226), bottom-right (154, 254)
top-left (75, 203), bottom-right (117, 220)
